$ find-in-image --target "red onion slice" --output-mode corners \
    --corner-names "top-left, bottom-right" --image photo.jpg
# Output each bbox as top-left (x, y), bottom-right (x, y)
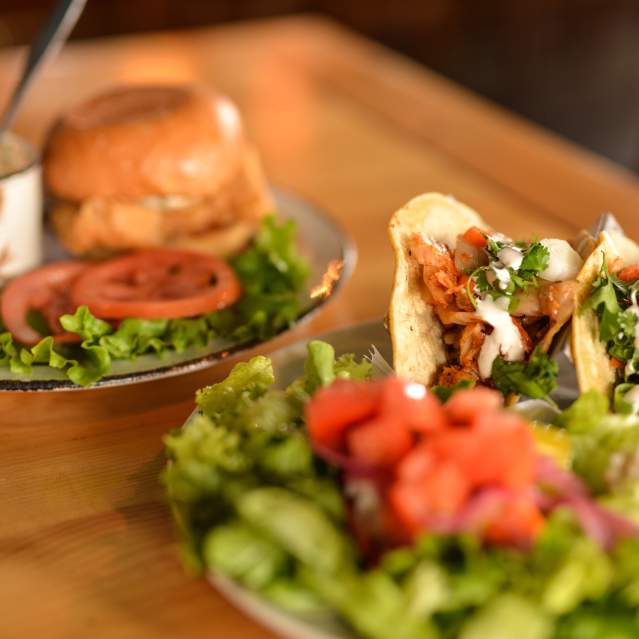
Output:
top-left (535, 455), bottom-right (639, 549)
top-left (535, 455), bottom-right (587, 498)
top-left (311, 442), bottom-right (384, 479)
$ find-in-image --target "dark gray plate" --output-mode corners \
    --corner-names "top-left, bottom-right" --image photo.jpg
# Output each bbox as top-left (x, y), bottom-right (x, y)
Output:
top-left (190, 319), bottom-right (577, 638)
top-left (186, 319), bottom-right (576, 639)
top-left (0, 189), bottom-right (356, 391)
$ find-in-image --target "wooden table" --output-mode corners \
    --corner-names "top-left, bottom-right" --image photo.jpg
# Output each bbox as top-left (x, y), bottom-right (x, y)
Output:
top-left (2, 15), bottom-right (639, 639)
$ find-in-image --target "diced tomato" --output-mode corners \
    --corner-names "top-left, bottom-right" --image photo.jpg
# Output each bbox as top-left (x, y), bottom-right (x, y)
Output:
top-left (444, 387), bottom-right (502, 425)
top-left (617, 263), bottom-right (639, 282)
top-left (611, 357), bottom-right (625, 369)
top-left (306, 379), bottom-right (384, 449)
top-left (396, 443), bottom-right (436, 482)
top-left (306, 377), bottom-right (446, 453)
top-left (428, 411), bottom-right (534, 490)
top-left (390, 463), bottom-right (469, 538)
top-left (347, 415), bottom-right (413, 468)
top-left (468, 412), bottom-right (536, 488)
top-left (484, 494), bottom-right (544, 545)
top-left (416, 462), bottom-right (470, 513)
top-left (389, 482), bottom-right (428, 538)
top-left (380, 377), bottom-right (447, 433)
top-left (461, 226), bottom-right (488, 248)
top-left (429, 429), bottom-right (477, 467)
top-left (308, 380), bottom-right (546, 550)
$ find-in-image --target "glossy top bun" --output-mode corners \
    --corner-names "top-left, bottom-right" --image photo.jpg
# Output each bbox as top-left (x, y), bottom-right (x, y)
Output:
top-left (43, 84), bottom-right (245, 200)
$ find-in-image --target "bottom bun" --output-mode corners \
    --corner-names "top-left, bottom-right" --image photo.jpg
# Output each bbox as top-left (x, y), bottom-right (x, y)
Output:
top-left (166, 219), bottom-right (259, 255)
top-left (49, 147), bottom-right (272, 257)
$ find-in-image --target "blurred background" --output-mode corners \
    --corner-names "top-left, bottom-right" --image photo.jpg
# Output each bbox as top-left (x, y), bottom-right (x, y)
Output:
top-left (2, 0), bottom-right (638, 171)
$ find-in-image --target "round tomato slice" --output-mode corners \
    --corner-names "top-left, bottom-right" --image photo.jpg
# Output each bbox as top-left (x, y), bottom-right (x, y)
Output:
top-left (1, 261), bottom-right (88, 345)
top-left (70, 249), bottom-right (241, 319)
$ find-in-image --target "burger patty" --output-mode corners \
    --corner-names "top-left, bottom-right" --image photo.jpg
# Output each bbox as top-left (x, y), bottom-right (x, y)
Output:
top-left (50, 148), bottom-right (272, 257)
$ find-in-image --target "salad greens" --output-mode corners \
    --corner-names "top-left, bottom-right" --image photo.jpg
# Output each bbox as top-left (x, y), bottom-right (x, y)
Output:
top-left (162, 345), bottom-right (639, 639)
top-left (163, 342), bottom-right (371, 571)
top-left (0, 216), bottom-right (310, 386)
top-left (557, 391), bottom-right (639, 498)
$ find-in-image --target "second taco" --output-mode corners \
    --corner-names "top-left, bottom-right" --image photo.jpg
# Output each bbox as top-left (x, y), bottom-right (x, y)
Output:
top-left (572, 229), bottom-right (639, 411)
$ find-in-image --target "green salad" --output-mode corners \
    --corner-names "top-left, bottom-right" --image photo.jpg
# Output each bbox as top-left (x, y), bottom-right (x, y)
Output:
top-left (162, 344), bottom-right (639, 639)
top-left (0, 216), bottom-right (309, 386)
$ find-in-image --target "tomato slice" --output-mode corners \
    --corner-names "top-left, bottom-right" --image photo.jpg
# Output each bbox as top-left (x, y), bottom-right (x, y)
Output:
top-left (71, 249), bottom-right (241, 319)
top-left (1, 261), bottom-right (88, 345)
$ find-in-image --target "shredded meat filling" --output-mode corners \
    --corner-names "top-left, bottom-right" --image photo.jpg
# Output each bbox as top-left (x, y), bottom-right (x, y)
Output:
top-left (412, 233), bottom-right (576, 388)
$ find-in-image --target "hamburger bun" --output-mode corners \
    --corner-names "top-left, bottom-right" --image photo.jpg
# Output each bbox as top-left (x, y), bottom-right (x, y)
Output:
top-left (43, 84), bottom-right (272, 256)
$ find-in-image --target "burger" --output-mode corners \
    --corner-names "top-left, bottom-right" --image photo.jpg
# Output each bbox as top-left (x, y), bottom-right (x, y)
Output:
top-left (43, 84), bottom-right (273, 257)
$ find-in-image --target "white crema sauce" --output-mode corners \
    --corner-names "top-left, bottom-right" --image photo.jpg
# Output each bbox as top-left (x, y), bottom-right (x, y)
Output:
top-left (476, 297), bottom-right (526, 379)
top-left (538, 239), bottom-right (582, 282)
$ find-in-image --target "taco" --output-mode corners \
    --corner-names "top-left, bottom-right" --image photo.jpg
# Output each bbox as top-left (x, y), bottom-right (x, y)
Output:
top-left (572, 229), bottom-right (639, 411)
top-left (388, 193), bottom-right (583, 399)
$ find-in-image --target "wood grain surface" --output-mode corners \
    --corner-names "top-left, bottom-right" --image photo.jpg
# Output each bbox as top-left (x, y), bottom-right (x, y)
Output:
top-left (1, 15), bottom-right (639, 638)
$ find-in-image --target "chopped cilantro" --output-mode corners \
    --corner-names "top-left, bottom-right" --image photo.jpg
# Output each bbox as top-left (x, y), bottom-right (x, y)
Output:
top-left (584, 257), bottom-right (639, 373)
top-left (486, 237), bottom-right (506, 260)
top-left (431, 378), bottom-right (476, 403)
top-left (491, 347), bottom-right (558, 400)
top-left (468, 239), bottom-right (551, 306)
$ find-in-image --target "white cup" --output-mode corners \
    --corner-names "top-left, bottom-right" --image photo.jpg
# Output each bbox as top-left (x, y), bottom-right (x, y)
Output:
top-left (0, 132), bottom-right (42, 282)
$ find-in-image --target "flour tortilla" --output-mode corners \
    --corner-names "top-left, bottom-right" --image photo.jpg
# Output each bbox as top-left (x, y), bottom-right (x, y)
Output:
top-left (572, 230), bottom-right (639, 397)
top-left (388, 193), bottom-right (487, 385)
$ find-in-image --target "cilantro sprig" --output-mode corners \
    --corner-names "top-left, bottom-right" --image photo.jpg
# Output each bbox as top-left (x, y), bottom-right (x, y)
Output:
top-left (431, 378), bottom-right (476, 403)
